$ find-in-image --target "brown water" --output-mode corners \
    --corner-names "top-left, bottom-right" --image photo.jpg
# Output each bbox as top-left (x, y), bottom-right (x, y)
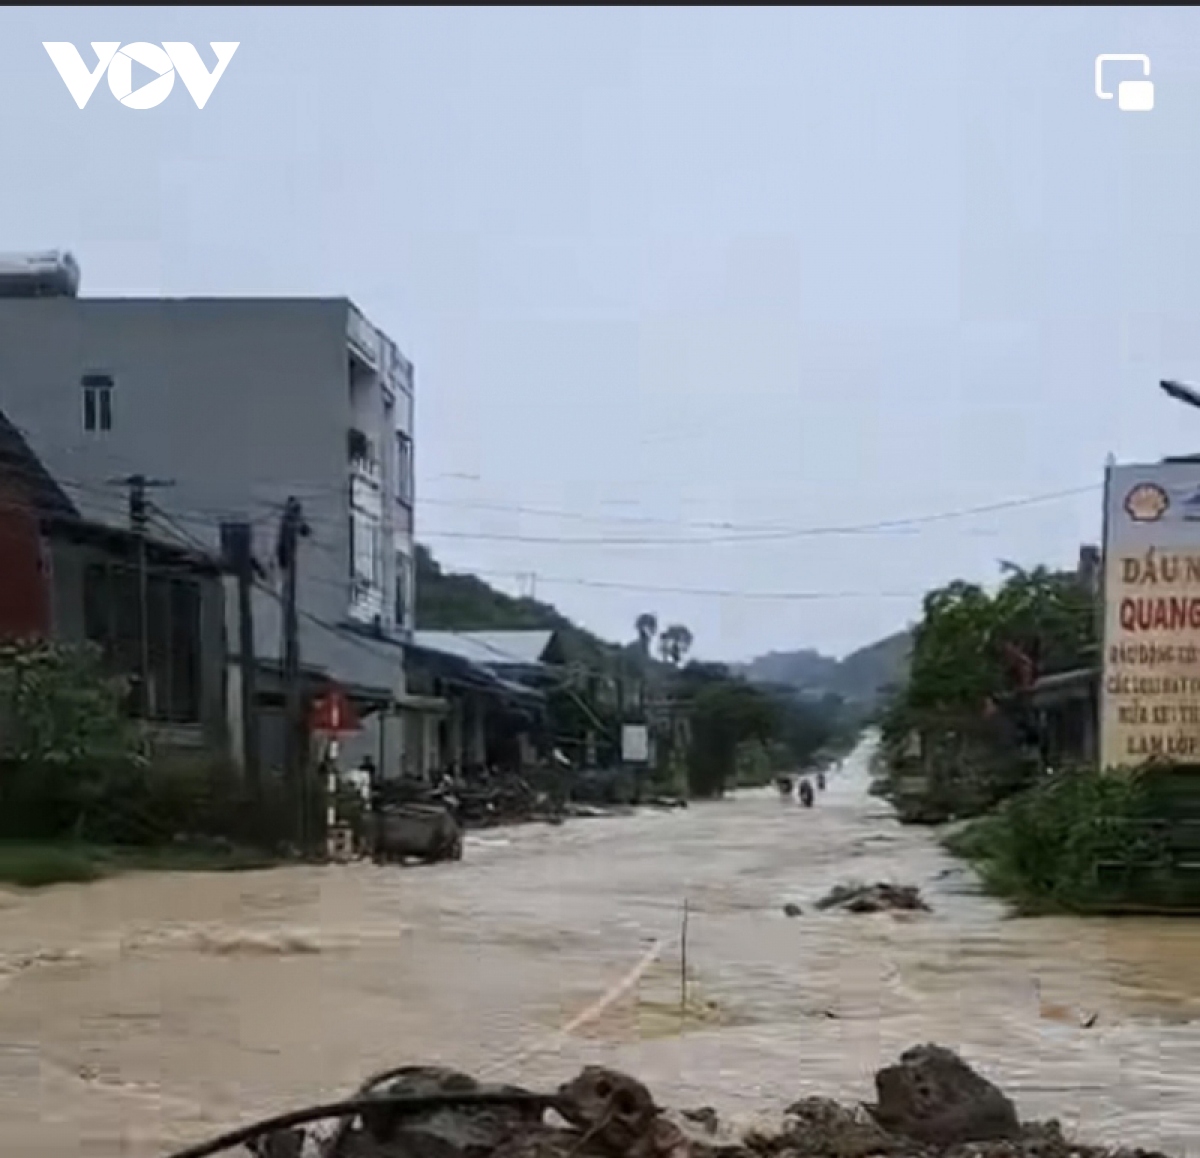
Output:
top-left (2, 738), bottom-right (1199, 1157)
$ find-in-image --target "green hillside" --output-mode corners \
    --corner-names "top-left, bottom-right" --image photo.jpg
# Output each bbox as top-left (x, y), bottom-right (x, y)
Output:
top-left (414, 545), bottom-right (616, 664)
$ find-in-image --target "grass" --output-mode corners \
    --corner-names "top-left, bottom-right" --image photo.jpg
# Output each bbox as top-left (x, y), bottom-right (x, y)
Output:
top-left (0, 840), bottom-right (281, 889)
top-left (0, 843), bottom-right (105, 888)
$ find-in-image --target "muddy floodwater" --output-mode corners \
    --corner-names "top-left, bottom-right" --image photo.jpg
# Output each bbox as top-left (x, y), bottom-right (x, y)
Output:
top-left (2, 739), bottom-right (1200, 1157)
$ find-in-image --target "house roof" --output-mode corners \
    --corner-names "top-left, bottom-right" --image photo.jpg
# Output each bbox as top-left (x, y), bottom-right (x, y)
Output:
top-left (412, 630), bottom-right (557, 669)
top-left (0, 409), bottom-right (79, 519)
top-left (0, 406), bottom-right (221, 573)
top-left (406, 639), bottom-right (544, 707)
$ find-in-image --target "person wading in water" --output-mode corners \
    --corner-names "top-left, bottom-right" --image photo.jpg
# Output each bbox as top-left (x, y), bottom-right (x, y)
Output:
top-left (798, 778), bottom-right (815, 808)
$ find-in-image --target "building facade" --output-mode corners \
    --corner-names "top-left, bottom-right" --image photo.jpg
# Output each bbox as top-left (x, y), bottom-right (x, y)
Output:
top-left (0, 409), bottom-right (228, 753)
top-left (0, 294), bottom-right (416, 763)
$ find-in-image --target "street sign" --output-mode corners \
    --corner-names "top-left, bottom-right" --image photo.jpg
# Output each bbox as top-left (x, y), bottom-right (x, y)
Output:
top-left (310, 686), bottom-right (360, 736)
top-left (622, 723), bottom-right (649, 763)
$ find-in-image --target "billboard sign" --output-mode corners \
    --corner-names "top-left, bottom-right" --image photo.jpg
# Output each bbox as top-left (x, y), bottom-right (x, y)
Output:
top-left (1101, 460), bottom-right (1200, 768)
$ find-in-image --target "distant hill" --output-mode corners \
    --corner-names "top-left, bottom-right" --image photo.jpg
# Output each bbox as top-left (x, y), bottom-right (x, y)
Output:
top-left (740, 630), bottom-right (911, 705)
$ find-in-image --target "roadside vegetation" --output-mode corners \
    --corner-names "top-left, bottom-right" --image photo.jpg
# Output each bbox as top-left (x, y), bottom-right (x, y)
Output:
top-left (941, 767), bottom-right (1165, 913)
top-left (870, 562), bottom-right (1200, 912)
top-left (0, 640), bottom-right (281, 888)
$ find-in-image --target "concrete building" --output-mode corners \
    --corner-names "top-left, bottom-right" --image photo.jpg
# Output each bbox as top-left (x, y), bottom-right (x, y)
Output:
top-left (0, 286), bottom-right (416, 770)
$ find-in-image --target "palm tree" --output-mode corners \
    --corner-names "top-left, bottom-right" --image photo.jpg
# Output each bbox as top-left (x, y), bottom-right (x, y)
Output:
top-left (659, 623), bottom-right (694, 668)
top-left (635, 613), bottom-right (658, 658)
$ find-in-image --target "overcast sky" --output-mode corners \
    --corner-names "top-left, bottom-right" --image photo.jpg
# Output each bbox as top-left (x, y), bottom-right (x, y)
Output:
top-left (6, 6), bottom-right (1200, 661)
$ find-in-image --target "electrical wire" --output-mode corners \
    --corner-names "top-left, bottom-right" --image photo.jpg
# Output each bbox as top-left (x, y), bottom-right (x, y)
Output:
top-left (0, 441), bottom-right (1103, 634)
top-left (415, 484), bottom-right (1099, 546)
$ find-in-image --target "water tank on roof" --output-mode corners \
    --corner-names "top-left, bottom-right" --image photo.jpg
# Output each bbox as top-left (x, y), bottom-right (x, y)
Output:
top-left (0, 250), bottom-right (80, 298)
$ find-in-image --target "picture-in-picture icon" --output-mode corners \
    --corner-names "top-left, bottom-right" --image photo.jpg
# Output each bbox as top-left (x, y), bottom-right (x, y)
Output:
top-left (1095, 54), bottom-right (1153, 111)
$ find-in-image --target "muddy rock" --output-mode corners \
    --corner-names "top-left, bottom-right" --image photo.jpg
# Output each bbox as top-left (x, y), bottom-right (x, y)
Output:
top-left (867, 1044), bottom-right (1019, 1146)
top-left (815, 882), bottom-right (930, 914)
top-left (555, 1066), bottom-right (660, 1154)
top-left (747, 1097), bottom-right (901, 1157)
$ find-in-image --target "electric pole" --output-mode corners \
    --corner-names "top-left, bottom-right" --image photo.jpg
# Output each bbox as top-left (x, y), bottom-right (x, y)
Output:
top-left (277, 497), bottom-right (310, 851)
top-left (221, 521), bottom-right (261, 810)
top-left (110, 474), bottom-right (174, 718)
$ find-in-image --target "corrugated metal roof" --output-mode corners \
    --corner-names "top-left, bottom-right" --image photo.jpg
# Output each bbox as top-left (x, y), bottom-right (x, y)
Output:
top-left (412, 630), bottom-right (555, 668)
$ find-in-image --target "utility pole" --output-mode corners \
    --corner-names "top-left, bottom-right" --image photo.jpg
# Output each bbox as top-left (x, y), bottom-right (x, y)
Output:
top-left (110, 474), bottom-right (174, 718)
top-left (221, 522), bottom-right (261, 809)
top-left (277, 497), bottom-right (310, 851)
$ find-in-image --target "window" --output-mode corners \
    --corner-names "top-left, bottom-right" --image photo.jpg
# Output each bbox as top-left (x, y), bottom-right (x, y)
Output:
top-left (351, 508), bottom-right (381, 589)
top-left (396, 432), bottom-right (413, 504)
top-left (82, 373), bottom-right (114, 433)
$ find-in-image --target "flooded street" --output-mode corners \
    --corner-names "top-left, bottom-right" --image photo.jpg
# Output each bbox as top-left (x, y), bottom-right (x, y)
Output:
top-left (3, 739), bottom-right (1200, 1157)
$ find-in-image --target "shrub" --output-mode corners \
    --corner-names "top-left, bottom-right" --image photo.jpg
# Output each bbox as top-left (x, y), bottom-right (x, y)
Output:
top-left (0, 641), bottom-right (144, 840)
top-left (946, 767), bottom-right (1163, 911)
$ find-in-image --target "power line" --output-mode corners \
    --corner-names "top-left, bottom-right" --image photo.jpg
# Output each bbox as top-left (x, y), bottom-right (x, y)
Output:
top-left (147, 474), bottom-right (1098, 545)
top-left (414, 484), bottom-right (1094, 535)
top-left (464, 568), bottom-right (925, 602)
top-left (416, 485), bottom-right (1100, 546)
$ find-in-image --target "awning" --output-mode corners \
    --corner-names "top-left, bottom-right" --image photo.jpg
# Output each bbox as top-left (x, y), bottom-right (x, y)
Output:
top-left (406, 641), bottom-right (545, 708)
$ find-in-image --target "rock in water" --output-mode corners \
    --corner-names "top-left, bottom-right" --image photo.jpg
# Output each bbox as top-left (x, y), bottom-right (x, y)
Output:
top-left (782, 903), bottom-right (803, 918)
top-left (866, 1043), bottom-right (1020, 1145)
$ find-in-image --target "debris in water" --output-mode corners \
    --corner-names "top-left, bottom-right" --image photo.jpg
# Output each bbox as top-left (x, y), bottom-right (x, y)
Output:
top-left (175, 1044), bottom-right (1171, 1158)
top-left (782, 903), bottom-right (803, 918)
top-left (815, 881), bottom-right (930, 914)
top-left (172, 928), bottom-right (325, 957)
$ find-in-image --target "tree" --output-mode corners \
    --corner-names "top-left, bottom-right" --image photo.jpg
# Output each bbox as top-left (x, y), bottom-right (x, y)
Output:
top-left (900, 568), bottom-right (1096, 722)
top-left (681, 665), bottom-right (780, 798)
top-left (658, 623), bottom-right (694, 668)
top-left (634, 613), bottom-right (658, 658)
top-left (880, 563), bottom-right (1099, 819)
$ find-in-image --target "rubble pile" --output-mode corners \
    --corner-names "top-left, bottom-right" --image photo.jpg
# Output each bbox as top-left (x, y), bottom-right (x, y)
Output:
top-left (815, 882), bottom-right (931, 914)
top-left (246, 1045), bottom-right (1169, 1158)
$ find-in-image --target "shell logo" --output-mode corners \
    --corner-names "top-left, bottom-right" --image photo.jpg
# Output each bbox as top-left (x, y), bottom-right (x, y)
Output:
top-left (1124, 482), bottom-right (1170, 523)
